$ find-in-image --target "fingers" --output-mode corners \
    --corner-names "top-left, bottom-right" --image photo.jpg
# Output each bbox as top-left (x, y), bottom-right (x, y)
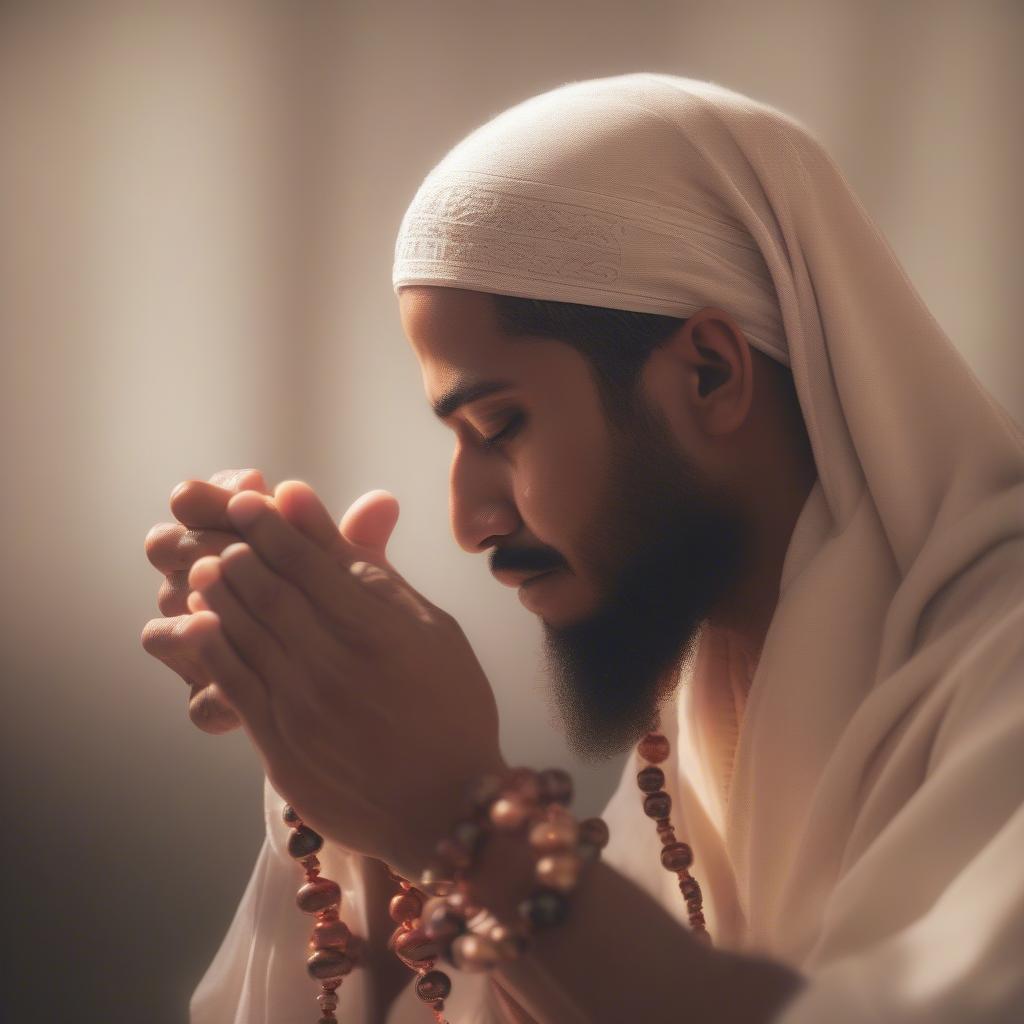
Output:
top-left (140, 613), bottom-right (240, 733)
top-left (225, 492), bottom-right (368, 633)
top-left (141, 614), bottom-right (213, 688)
top-left (170, 469), bottom-right (270, 531)
top-left (145, 522), bottom-right (241, 574)
top-left (185, 610), bottom-right (281, 755)
top-left (189, 545), bottom-right (326, 664)
top-left (274, 480), bottom-right (361, 562)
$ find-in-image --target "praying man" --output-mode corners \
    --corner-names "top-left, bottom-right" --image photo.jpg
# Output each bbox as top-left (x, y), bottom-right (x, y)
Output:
top-left (142, 74), bottom-right (1024, 1024)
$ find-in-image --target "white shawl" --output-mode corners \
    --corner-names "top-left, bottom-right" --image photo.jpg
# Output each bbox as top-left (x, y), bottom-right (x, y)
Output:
top-left (193, 74), bottom-right (1024, 1023)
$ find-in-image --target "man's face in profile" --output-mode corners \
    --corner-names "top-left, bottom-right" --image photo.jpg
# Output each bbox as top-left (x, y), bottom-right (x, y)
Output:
top-left (400, 286), bottom-right (747, 761)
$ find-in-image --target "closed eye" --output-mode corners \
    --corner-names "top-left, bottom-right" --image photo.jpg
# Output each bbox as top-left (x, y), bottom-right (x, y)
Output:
top-left (480, 412), bottom-right (525, 451)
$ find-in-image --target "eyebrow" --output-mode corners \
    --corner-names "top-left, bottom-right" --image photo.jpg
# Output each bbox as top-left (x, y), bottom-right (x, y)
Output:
top-left (431, 378), bottom-right (515, 420)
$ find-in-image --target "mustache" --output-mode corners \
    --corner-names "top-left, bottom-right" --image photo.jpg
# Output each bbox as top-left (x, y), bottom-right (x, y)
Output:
top-left (489, 547), bottom-right (563, 576)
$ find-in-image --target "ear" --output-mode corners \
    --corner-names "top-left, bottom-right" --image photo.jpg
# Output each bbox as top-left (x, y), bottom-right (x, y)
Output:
top-left (667, 307), bottom-right (754, 436)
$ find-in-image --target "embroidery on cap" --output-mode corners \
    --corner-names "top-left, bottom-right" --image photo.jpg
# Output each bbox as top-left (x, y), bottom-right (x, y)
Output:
top-left (397, 182), bottom-right (625, 284)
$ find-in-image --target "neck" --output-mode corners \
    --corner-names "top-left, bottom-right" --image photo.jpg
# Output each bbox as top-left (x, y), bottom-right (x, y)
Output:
top-left (709, 456), bottom-right (817, 690)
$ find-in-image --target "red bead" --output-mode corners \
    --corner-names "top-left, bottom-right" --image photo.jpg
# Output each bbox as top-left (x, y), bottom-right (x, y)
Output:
top-left (282, 804), bottom-right (302, 827)
top-left (306, 948), bottom-right (354, 980)
top-left (643, 791), bottom-right (672, 818)
top-left (297, 878), bottom-right (342, 913)
top-left (311, 918), bottom-right (352, 949)
top-left (636, 766), bottom-right (665, 792)
top-left (638, 733), bottom-right (670, 763)
top-left (660, 842), bottom-right (693, 871)
top-left (389, 891), bottom-right (423, 923)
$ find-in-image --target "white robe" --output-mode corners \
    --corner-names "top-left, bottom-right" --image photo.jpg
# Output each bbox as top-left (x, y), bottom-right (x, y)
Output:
top-left (190, 476), bottom-right (1024, 1023)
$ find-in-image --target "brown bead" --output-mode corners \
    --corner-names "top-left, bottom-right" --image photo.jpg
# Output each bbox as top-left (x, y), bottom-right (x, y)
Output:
top-left (535, 852), bottom-right (582, 892)
top-left (392, 926), bottom-right (440, 968)
top-left (636, 765), bottom-right (666, 793)
top-left (297, 878), bottom-right (342, 913)
top-left (282, 804), bottom-right (303, 827)
top-left (415, 969), bottom-right (452, 1002)
top-left (528, 816), bottom-right (579, 852)
top-left (306, 948), bottom-right (354, 980)
top-left (689, 911), bottom-right (706, 927)
top-left (288, 826), bottom-right (323, 860)
top-left (451, 933), bottom-right (501, 972)
top-left (577, 817), bottom-right (610, 849)
top-left (643, 791), bottom-right (672, 819)
top-left (538, 768), bottom-right (573, 805)
top-left (311, 918), bottom-right (352, 949)
top-left (389, 891), bottom-right (424, 924)
top-left (638, 733), bottom-right (671, 764)
top-left (489, 795), bottom-right (530, 830)
top-left (660, 842), bottom-right (693, 871)
top-left (507, 766), bottom-right (543, 804)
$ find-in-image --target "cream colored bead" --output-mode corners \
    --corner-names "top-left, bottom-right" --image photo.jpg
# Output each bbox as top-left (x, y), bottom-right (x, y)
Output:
top-left (535, 852), bottom-right (583, 892)
top-left (528, 815), bottom-right (579, 852)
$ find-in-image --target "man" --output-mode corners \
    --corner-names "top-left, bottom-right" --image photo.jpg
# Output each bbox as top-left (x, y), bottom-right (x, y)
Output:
top-left (143, 75), bottom-right (1024, 1022)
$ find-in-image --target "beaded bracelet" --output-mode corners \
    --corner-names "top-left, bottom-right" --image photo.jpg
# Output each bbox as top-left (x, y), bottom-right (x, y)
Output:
top-left (428, 767), bottom-right (609, 969)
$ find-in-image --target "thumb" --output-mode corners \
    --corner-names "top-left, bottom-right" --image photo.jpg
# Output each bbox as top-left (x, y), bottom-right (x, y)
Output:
top-left (337, 489), bottom-right (400, 565)
top-left (272, 481), bottom-right (400, 571)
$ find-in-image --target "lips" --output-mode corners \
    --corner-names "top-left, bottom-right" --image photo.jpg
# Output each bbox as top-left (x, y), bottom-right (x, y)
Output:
top-left (492, 567), bottom-right (559, 588)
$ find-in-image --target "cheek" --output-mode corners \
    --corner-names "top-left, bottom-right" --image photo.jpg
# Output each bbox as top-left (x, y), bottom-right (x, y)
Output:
top-left (515, 434), bottom-right (605, 542)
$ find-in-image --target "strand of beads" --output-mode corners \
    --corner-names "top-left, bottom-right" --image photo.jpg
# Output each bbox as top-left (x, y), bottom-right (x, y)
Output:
top-left (383, 869), bottom-right (453, 1024)
top-left (412, 767), bottom-right (610, 974)
top-left (635, 733), bottom-right (711, 943)
top-left (283, 804), bottom-right (367, 1022)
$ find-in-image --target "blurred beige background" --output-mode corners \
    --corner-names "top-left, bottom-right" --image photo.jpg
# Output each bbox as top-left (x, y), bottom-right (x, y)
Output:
top-left (1, 0), bottom-right (1020, 1020)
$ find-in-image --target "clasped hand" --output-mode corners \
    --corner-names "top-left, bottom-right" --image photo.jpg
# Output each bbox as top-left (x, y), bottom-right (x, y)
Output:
top-left (143, 477), bottom-right (507, 881)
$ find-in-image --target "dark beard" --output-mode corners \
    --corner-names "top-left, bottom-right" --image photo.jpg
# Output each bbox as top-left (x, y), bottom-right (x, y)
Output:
top-left (541, 394), bottom-right (747, 762)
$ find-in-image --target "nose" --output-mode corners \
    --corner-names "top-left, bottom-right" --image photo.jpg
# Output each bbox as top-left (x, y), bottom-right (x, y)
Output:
top-left (449, 444), bottom-right (519, 553)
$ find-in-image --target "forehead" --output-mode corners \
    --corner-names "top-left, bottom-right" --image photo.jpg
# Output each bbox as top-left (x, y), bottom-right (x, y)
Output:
top-left (399, 285), bottom-right (547, 409)
top-left (398, 285), bottom-right (602, 420)
top-left (399, 285), bottom-right (510, 367)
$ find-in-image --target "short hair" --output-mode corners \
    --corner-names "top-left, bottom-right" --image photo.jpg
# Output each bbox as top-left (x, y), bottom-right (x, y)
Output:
top-left (491, 294), bottom-right (685, 428)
